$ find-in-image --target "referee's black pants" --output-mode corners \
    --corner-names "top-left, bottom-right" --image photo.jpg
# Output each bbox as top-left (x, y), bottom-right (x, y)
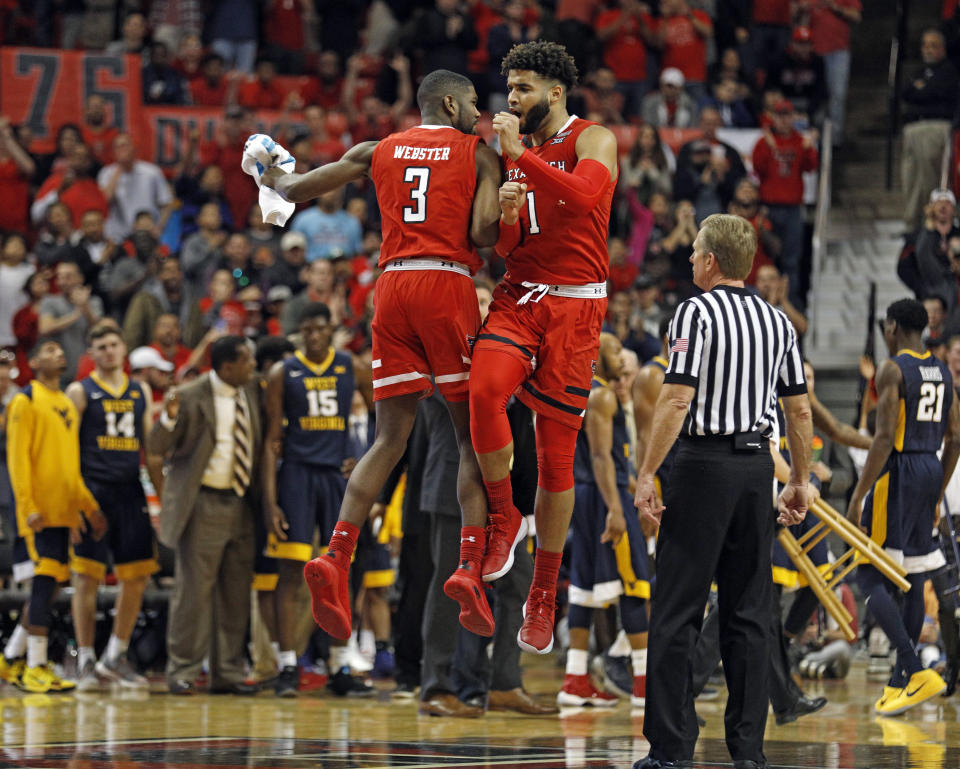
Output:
top-left (644, 438), bottom-right (774, 764)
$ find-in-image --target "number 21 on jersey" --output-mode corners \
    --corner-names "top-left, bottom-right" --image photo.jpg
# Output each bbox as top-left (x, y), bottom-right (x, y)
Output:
top-left (917, 382), bottom-right (945, 422)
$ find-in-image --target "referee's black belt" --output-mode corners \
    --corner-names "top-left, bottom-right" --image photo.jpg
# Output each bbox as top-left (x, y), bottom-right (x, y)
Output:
top-left (680, 431), bottom-right (766, 453)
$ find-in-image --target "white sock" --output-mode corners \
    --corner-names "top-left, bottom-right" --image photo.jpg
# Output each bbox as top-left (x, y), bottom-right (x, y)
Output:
top-left (359, 629), bottom-right (375, 657)
top-left (279, 650), bottom-right (297, 668)
top-left (78, 646), bottom-right (96, 669)
top-left (26, 635), bottom-right (47, 669)
top-left (567, 648), bottom-right (589, 676)
top-left (608, 629), bottom-right (631, 657)
top-left (328, 645), bottom-right (348, 672)
top-left (105, 634), bottom-right (128, 662)
top-left (4, 625), bottom-right (28, 659)
top-left (631, 648), bottom-right (648, 677)
top-left (271, 641), bottom-right (281, 668)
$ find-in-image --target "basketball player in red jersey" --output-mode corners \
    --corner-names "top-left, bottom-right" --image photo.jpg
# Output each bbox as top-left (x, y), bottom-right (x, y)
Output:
top-left (470, 41), bottom-right (619, 654)
top-left (259, 70), bottom-right (503, 640)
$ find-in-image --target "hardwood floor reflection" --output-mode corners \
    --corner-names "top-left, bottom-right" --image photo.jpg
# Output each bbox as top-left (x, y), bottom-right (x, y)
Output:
top-left (0, 659), bottom-right (957, 768)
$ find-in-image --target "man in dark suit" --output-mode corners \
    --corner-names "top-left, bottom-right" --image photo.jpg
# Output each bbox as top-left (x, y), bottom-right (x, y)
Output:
top-left (419, 391), bottom-right (557, 717)
top-left (147, 335), bottom-right (261, 694)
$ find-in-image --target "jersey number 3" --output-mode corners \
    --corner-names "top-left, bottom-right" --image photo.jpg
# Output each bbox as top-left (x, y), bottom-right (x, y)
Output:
top-left (917, 382), bottom-right (945, 422)
top-left (402, 167), bottom-right (430, 223)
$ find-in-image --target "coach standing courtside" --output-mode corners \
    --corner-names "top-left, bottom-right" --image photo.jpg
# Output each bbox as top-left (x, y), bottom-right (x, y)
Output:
top-left (147, 335), bottom-right (261, 695)
top-left (633, 214), bottom-right (813, 769)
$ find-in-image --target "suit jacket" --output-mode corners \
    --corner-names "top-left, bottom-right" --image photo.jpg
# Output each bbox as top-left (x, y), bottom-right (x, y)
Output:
top-left (147, 372), bottom-right (262, 548)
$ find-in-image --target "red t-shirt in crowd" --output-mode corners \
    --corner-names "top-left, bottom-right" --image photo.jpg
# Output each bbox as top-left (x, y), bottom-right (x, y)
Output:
top-left (752, 0), bottom-right (792, 25)
top-left (309, 137), bottom-right (346, 166)
top-left (238, 80), bottom-right (285, 110)
top-left (660, 12), bottom-right (712, 83)
top-left (152, 342), bottom-right (192, 373)
top-left (200, 139), bottom-right (256, 229)
top-left (81, 124), bottom-right (119, 165)
top-left (744, 217), bottom-right (775, 285)
top-left (190, 78), bottom-right (229, 107)
top-left (34, 173), bottom-right (109, 227)
top-left (609, 262), bottom-right (638, 294)
top-left (12, 304), bottom-right (37, 387)
top-left (809, 0), bottom-right (861, 54)
top-left (0, 158), bottom-right (31, 234)
top-left (265, 0), bottom-right (305, 50)
top-left (198, 297), bottom-right (246, 335)
top-left (313, 81), bottom-right (344, 110)
top-left (752, 132), bottom-right (819, 206)
top-left (596, 9), bottom-right (655, 83)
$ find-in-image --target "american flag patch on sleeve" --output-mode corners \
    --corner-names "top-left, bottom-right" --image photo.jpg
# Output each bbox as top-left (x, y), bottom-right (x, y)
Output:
top-left (671, 338), bottom-right (689, 353)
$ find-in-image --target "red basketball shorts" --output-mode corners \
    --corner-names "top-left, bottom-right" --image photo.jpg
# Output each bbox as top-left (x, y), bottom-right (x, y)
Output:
top-left (371, 265), bottom-right (480, 402)
top-left (473, 280), bottom-right (607, 429)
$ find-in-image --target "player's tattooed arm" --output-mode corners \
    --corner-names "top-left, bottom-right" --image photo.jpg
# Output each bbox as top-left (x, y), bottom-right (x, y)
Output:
top-left (262, 141), bottom-right (379, 203)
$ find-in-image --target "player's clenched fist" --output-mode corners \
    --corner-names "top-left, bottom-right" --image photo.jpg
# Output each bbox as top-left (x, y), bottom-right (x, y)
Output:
top-left (498, 181), bottom-right (527, 224)
top-left (492, 111), bottom-right (524, 160)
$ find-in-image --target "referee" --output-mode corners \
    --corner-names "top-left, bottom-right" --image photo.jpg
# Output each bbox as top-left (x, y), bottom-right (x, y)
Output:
top-left (632, 214), bottom-right (812, 769)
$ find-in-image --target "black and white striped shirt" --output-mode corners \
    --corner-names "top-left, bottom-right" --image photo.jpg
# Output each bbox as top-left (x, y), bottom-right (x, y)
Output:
top-left (665, 285), bottom-right (807, 437)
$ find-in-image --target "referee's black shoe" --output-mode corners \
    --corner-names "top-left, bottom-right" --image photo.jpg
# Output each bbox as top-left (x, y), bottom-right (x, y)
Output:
top-left (774, 694), bottom-right (827, 725)
top-left (632, 757), bottom-right (692, 768)
top-left (733, 761), bottom-right (768, 769)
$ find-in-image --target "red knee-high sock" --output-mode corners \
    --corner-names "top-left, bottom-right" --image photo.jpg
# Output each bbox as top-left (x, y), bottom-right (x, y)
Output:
top-left (532, 548), bottom-right (563, 592)
top-left (483, 476), bottom-right (516, 518)
top-left (459, 526), bottom-right (486, 569)
top-left (327, 521), bottom-right (360, 569)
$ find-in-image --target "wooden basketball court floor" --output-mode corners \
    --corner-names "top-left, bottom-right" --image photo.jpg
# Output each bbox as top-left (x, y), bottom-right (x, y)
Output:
top-left (0, 657), bottom-right (957, 769)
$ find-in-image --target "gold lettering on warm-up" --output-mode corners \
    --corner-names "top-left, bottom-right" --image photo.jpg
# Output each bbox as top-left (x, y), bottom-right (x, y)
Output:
top-left (305, 377), bottom-right (337, 390)
top-left (97, 436), bottom-right (140, 451)
top-left (103, 400), bottom-right (134, 412)
top-left (299, 416), bottom-right (346, 431)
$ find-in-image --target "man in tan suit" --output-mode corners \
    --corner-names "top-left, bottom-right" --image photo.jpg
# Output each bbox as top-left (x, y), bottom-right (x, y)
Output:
top-left (147, 335), bottom-right (261, 694)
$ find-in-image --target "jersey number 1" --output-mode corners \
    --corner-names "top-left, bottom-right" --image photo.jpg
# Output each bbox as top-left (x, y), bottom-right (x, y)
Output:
top-left (917, 382), bottom-right (945, 422)
top-left (402, 167), bottom-right (430, 223)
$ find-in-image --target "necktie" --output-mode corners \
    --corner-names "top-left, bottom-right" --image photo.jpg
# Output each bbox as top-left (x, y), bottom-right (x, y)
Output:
top-left (232, 393), bottom-right (252, 497)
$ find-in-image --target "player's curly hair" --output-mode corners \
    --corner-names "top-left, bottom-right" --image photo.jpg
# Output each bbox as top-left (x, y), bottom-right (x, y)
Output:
top-left (884, 298), bottom-right (928, 333)
top-left (500, 41), bottom-right (578, 89)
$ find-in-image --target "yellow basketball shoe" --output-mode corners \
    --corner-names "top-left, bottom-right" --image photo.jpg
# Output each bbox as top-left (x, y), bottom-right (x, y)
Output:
top-left (18, 664), bottom-right (77, 694)
top-left (0, 655), bottom-right (25, 685)
top-left (877, 669), bottom-right (946, 715)
top-left (874, 685), bottom-right (901, 714)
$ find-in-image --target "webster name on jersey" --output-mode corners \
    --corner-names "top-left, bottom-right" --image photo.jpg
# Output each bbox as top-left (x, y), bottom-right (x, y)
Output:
top-left (392, 145), bottom-right (451, 161)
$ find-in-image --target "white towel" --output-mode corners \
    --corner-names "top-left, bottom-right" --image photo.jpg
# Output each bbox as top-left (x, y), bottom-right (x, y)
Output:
top-left (242, 133), bottom-right (297, 226)
top-left (242, 133), bottom-right (295, 183)
top-left (259, 187), bottom-right (296, 226)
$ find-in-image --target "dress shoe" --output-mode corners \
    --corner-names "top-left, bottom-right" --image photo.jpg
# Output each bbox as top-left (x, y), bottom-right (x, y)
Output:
top-left (168, 679), bottom-right (196, 695)
top-left (210, 681), bottom-right (259, 695)
top-left (418, 692), bottom-right (483, 718)
top-left (942, 662), bottom-right (958, 697)
top-left (632, 756), bottom-right (692, 768)
top-left (488, 687), bottom-right (559, 715)
top-left (733, 761), bottom-right (767, 769)
top-left (774, 694), bottom-right (827, 725)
